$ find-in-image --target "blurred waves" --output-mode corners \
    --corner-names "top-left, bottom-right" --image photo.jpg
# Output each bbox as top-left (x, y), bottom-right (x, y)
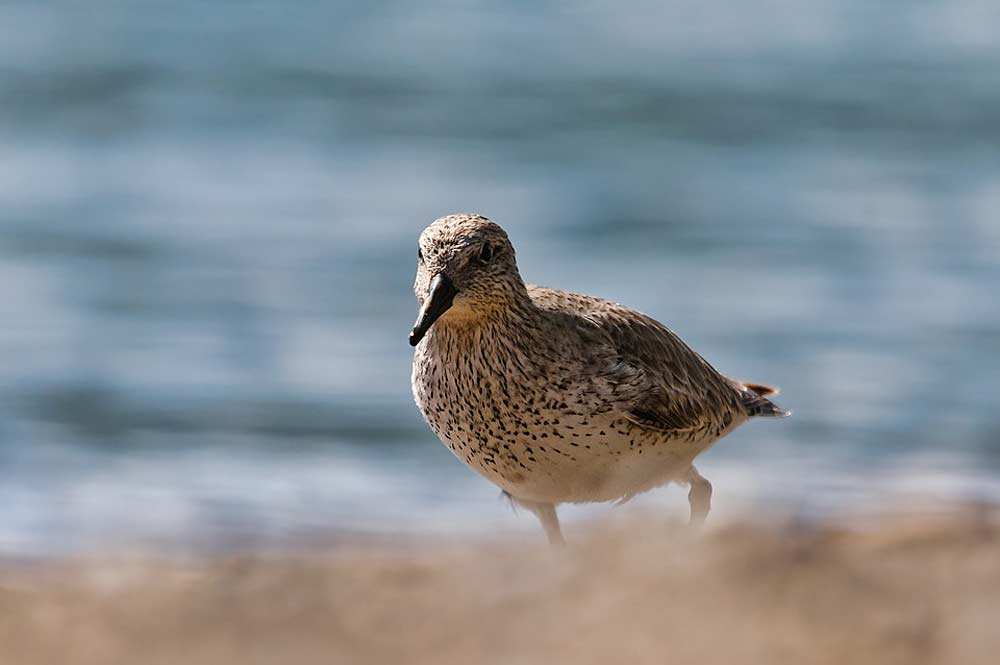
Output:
top-left (1, 1), bottom-right (999, 555)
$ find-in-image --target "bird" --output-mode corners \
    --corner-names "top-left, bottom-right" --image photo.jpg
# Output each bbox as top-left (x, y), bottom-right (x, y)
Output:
top-left (409, 214), bottom-right (788, 544)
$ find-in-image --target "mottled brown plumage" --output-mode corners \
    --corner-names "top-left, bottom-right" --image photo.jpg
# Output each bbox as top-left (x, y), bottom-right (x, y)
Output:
top-left (410, 214), bottom-right (788, 544)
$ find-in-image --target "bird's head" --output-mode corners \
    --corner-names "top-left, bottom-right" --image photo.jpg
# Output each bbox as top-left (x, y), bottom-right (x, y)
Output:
top-left (409, 214), bottom-right (526, 346)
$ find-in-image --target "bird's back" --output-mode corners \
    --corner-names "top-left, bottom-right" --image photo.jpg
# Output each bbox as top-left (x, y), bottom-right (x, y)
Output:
top-left (526, 284), bottom-right (785, 432)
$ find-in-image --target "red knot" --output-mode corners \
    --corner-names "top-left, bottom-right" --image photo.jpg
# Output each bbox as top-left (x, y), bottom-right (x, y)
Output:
top-left (410, 214), bottom-right (789, 544)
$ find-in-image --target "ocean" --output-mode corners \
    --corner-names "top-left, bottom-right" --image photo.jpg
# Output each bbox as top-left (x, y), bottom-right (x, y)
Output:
top-left (1, 1), bottom-right (998, 556)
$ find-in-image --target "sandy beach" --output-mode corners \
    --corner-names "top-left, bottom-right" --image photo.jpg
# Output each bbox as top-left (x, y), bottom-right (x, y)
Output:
top-left (1, 504), bottom-right (997, 665)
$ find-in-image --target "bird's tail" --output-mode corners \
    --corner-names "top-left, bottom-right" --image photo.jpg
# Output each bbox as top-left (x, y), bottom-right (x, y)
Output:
top-left (741, 382), bottom-right (779, 398)
top-left (738, 382), bottom-right (791, 418)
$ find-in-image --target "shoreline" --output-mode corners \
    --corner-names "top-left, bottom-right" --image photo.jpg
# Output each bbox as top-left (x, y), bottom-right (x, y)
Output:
top-left (1, 502), bottom-right (998, 665)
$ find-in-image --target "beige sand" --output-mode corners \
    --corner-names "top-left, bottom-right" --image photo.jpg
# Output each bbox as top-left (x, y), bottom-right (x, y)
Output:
top-left (1, 506), bottom-right (998, 665)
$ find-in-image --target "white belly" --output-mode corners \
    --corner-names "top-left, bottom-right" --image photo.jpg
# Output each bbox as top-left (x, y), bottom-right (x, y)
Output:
top-left (426, 406), bottom-right (742, 504)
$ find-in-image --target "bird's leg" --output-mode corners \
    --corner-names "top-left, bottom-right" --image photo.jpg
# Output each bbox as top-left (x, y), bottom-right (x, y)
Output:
top-left (685, 466), bottom-right (712, 527)
top-left (513, 498), bottom-right (565, 546)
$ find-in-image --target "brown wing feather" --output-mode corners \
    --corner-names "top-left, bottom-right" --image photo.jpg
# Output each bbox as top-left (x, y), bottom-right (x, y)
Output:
top-left (527, 285), bottom-right (745, 434)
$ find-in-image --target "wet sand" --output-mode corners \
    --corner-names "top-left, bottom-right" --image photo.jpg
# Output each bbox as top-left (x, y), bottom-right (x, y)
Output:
top-left (1, 505), bottom-right (998, 665)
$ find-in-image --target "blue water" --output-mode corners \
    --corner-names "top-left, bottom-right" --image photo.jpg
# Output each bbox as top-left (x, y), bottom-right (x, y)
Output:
top-left (1, 2), bottom-right (999, 555)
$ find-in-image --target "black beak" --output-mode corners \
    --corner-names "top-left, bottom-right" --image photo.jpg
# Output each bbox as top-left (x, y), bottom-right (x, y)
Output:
top-left (409, 273), bottom-right (458, 346)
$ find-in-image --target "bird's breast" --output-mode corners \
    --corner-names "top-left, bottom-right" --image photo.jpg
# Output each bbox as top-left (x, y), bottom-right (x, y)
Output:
top-left (411, 333), bottom-right (709, 502)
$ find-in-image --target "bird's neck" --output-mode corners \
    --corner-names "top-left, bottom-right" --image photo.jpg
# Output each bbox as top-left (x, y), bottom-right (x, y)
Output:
top-left (428, 296), bottom-right (535, 353)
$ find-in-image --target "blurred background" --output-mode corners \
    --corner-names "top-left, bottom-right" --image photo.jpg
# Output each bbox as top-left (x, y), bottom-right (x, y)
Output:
top-left (1, 1), bottom-right (999, 558)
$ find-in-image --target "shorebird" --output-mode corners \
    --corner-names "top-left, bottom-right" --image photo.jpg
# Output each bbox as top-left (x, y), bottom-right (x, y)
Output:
top-left (409, 214), bottom-right (788, 544)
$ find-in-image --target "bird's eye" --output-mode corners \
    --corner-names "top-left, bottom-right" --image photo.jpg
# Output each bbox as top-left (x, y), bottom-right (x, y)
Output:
top-left (478, 242), bottom-right (493, 263)
top-left (418, 247), bottom-right (424, 262)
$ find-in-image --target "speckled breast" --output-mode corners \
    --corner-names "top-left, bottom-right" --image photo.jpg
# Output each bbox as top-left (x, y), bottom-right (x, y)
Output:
top-left (411, 327), bottom-right (717, 503)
